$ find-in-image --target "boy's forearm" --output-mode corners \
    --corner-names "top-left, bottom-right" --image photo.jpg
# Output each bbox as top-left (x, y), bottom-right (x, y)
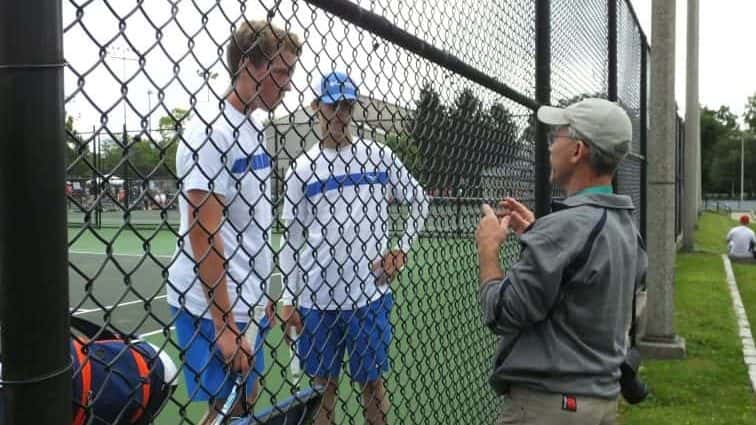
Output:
top-left (189, 231), bottom-right (235, 329)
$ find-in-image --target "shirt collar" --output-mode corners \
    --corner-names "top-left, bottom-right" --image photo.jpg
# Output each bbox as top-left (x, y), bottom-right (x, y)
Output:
top-left (571, 185), bottom-right (614, 197)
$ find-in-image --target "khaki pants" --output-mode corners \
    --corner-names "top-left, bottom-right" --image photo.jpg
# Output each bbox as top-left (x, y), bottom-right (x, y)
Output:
top-left (496, 386), bottom-right (617, 425)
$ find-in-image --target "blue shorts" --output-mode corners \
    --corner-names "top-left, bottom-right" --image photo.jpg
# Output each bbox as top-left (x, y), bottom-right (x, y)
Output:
top-left (297, 294), bottom-right (393, 384)
top-left (172, 307), bottom-right (270, 401)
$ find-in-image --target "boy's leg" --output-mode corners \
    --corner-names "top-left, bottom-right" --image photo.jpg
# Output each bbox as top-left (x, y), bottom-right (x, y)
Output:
top-left (347, 295), bottom-right (394, 425)
top-left (313, 377), bottom-right (339, 425)
top-left (361, 378), bottom-right (389, 425)
top-left (297, 307), bottom-right (347, 425)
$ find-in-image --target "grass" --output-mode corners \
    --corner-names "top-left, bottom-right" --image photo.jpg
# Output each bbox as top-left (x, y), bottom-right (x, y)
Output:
top-left (619, 212), bottom-right (756, 424)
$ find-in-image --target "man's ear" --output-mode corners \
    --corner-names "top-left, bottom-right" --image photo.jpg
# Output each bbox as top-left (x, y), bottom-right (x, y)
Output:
top-left (567, 140), bottom-right (583, 164)
top-left (575, 140), bottom-right (591, 161)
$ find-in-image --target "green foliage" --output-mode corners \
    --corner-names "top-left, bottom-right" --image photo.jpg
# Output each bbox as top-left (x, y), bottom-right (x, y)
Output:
top-left (701, 105), bottom-right (756, 196)
top-left (409, 84), bottom-right (519, 196)
top-left (65, 108), bottom-right (190, 180)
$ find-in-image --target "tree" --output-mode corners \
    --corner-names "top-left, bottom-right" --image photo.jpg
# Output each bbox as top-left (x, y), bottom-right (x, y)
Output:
top-left (408, 84), bottom-right (518, 198)
top-left (95, 107), bottom-right (190, 185)
top-left (744, 94), bottom-right (756, 133)
top-left (701, 106), bottom-right (743, 194)
top-left (409, 84), bottom-right (448, 193)
top-left (156, 107), bottom-right (191, 177)
top-left (383, 133), bottom-right (421, 177)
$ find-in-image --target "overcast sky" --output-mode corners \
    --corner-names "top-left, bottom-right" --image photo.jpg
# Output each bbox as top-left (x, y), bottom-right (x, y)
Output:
top-left (62, 0), bottom-right (756, 134)
top-left (631, 0), bottom-right (756, 122)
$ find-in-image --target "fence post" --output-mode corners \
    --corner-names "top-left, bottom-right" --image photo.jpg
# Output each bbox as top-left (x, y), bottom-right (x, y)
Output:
top-left (639, 0), bottom-right (686, 359)
top-left (640, 41), bottom-right (649, 239)
top-left (0, 0), bottom-right (71, 423)
top-left (608, 0), bottom-right (619, 193)
top-left (535, 0), bottom-right (551, 217)
top-left (608, 0), bottom-right (618, 102)
top-left (682, 0), bottom-right (700, 250)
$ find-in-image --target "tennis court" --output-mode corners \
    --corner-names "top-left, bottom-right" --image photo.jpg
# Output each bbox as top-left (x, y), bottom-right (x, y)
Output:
top-left (67, 212), bottom-right (505, 424)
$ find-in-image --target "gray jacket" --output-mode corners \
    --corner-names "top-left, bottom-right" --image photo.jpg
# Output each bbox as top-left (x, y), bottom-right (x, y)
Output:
top-left (478, 193), bottom-right (647, 399)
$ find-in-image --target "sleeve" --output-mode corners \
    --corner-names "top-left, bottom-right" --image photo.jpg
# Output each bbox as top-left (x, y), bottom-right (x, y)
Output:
top-left (179, 127), bottom-right (231, 197)
top-left (478, 229), bottom-right (570, 335)
top-left (279, 165), bottom-right (307, 304)
top-left (726, 228), bottom-right (734, 242)
top-left (388, 153), bottom-right (429, 253)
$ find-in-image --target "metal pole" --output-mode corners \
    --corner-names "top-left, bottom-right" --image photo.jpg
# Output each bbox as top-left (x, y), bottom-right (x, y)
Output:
top-left (640, 41), bottom-right (649, 239)
top-left (108, 45), bottom-right (136, 131)
top-left (123, 59), bottom-right (127, 125)
top-left (0, 0), bottom-right (71, 423)
top-left (608, 0), bottom-right (618, 191)
top-left (123, 124), bottom-right (130, 207)
top-left (91, 125), bottom-right (97, 227)
top-left (682, 0), bottom-right (700, 250)
top-left (534, 0), bottom-right (552, 217)
top-left (741, 135), bottom-right (745, 209)
top-left (608, 0), bottom-right (618, 102)
top-left (148, 89), bottom-right (153, 133)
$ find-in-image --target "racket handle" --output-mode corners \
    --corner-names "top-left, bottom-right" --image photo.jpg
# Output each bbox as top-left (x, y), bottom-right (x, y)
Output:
top-left (288, 328), bottom-right (301, 378)
top-left (211, 375), bottom-right (243, 425)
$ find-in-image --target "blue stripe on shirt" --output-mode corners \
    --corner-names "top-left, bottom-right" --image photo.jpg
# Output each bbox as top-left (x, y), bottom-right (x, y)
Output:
top-left (231, 152), bottom-right (271, 173)
top-left (305, 171), bottom-right (389, 198)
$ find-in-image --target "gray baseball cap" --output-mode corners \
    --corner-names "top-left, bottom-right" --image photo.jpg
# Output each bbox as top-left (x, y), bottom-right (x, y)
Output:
top-left (537, 98), bottom-right (632, 162)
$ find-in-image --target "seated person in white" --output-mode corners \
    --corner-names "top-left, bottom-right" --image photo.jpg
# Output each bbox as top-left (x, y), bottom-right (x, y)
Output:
top-left (727, 215), bottom-right (756, 260)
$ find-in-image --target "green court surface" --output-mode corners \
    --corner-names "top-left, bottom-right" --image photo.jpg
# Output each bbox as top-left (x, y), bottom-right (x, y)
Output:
top-left (68, 225), bottom-right (505, 424)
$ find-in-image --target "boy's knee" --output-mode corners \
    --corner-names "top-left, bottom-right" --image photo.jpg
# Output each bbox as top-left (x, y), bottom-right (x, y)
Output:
top-left (361, 379), bottom-right (385, 396)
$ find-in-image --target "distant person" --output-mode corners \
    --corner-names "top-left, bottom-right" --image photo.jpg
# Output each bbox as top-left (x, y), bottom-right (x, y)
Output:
top-left (156, 191), bottom-right (167, 208)
top-left (727, 215), bottom-right (756, 261)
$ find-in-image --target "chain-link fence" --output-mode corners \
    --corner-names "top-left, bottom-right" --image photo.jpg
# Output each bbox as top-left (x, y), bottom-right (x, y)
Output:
top-left (676, 113), bottom-right (686, 240)
top-left (4, 0), bottom-right (654, 424)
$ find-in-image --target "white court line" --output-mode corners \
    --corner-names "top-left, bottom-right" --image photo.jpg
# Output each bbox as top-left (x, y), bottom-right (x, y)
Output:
top-left (72, 295), bottom-right (169, 316)
top-left (139, 326), bottom-right (175, 339)
top-left (69, 250), bottom-right (173, 259)
top-left (71, 273), bottom-right (283, 317)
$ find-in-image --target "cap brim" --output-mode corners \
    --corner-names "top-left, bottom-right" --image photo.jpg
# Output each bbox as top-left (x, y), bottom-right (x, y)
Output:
top-left (320, 92), bottom-right (358, 104)
top-left (536, 106), bottom-right (570, 126)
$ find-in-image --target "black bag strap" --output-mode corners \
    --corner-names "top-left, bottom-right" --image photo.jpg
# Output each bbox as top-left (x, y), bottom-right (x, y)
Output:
top-left (628, 231), bottom-right (647, 348)
top-left (628, 286), bottom-right (639, 347)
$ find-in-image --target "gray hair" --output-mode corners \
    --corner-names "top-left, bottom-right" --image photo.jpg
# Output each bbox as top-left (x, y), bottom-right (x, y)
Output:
top-left (565, 126), bottom-right (621, 176)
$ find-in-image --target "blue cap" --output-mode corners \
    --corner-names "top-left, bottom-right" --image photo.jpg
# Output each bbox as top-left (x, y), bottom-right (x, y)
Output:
top-left (316, 71), bottom-right (358, 104)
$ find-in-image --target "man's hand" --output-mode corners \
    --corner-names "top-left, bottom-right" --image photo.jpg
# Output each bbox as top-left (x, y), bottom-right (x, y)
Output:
top-left (499, 198), bottom-right (535, 236)
top-left (372, 249), bottom-right (407, 285)
top-left (280, 305), bottom-right (303, 343)
top-left (476, 204), bottom-right (510, 285)
top-left (216, 324), bottom-right (253, 376)
top-left (477, 204), bottom-right (511, 252)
